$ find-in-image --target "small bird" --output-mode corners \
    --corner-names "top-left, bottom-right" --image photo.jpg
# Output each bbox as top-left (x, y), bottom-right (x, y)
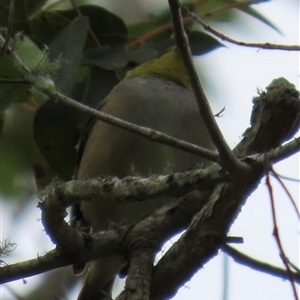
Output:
top-left (74, 49), bottom-right (215, 299)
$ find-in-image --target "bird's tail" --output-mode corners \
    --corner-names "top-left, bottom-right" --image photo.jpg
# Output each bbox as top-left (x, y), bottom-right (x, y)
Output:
top-left (77, 256), bottom-right (124, 300)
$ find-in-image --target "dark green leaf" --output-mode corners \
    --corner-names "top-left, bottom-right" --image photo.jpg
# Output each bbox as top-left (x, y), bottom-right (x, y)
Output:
top-left (0, 37), bottom-right (43, 111)
top-left (83, 66), bottom-right (119, 109)
top-left (33, 101), bottom-right (81, 181)
top-left (0, 106), bottom-right (36, 197)
top-left (188, 31), bottom-right (225, 55)
top-left (123, 48), bottom-right (159, 64)
top-left (48, 17), bottom-right (88, 95)
top-left (29, 10), bottom-right (71, 46)
top-left (0, 55), bottom-right (28, 111)
top-left (0, 0), bottom-right (26, 26)
top-left (60, 4), bottom-right (128, 46)
top-left (127, 20), bottom-right (171, 43)
top-left (237, 5), bottom-right (281, 34)
top-left (0, 0), bottom-right (47, 26)
top-left (24, 0), bottom-right (47, 17)
top-left (82, 46), bottom-right (127, 70)
top-left (26, 4), bottom-right (128, 48)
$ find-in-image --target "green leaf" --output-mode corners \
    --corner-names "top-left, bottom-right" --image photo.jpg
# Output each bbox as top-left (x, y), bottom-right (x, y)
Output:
top-left (29, 10), bottom-right (72, 46)
top-left (0, 54), bottom-right (27, 111)
top-left (127, 20), bottom-right (171, 43)
top-left (0, 36), bottom-right (43, 112)
top-left (23, 0), bottom-right (47, 16)
top-left (32, 64), bottom-right (119, 182)
top-left (32, 140), bottom-right (57, 190)
top-left (28, 4), bottom-right (128, 47)
top-left (188, 0), bottom-right (280, 33)
top-left (237, 5), bottom-right (281, 34)
top-left (82, 46), bottom-right (128, 70)
top-left (48, 17), bottom-right (88, 95)
top-left (128, 21), bottom-right (161, 37)
top-left (188, 31), bottom-right (225, 56)
top-left (123, 48), bottom-right (159, 64)
top-left (82, 66), bottom-right (119, 109)
top-left (186, 0), bottom-right (236, 21)
top-left (0, 0), bottom-right (47, 26)
top-left (59, 4), bottom-right (128, 46)
top-left (33, 101), bottom-right (81, 181)
top-left (0, 0), bottom-right (26, 26)
top-left (0, 106), bottom-right (36, 197)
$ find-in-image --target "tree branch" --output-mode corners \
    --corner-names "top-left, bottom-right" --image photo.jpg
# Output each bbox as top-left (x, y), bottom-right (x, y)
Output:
top-left (117, 248), bottom-right (155, 300)
top-left (44, 166), bottom-right (228, 207)
top-left (258, 137), bottom-right (300, 164)
top-left (0, 249), bottom-right (72, 284)
top-left (1, 190), bottom-right (212, 285)
top-left (193, 13), bottom-right (300, 51)
top-left (223, 245), bottom-right (300, 283)
top-left (149, 77), bottom-right (300, 299)
top-left (168, 0), bottom-right (248, 175)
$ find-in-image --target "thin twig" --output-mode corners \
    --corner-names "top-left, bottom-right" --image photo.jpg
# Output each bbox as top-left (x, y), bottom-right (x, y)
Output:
top-left (167, 0), bottom-right (246, 174)
top-left (43, 90), bottom-right (218, 162)
top-left (223, 245), bottom-right (300, 283)
top-left (126, 16), bottom-right (194, 48)
top-left (265, 169), bottom-right (298, 300)
top-left (270, 166), bottom-right (300, 220)
top-left (281, 254), bottom-right (300, 273)
top-left (0, 78), bottom-right (31, 84)
top-left (193, 13), bottom-right (300, 51)
top-left (0, 34), bottom-right (219, 163)
top-left (271, 173), bottom-right (300, 183)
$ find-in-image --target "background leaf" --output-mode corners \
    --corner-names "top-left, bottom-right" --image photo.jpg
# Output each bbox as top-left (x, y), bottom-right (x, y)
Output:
top-left (33, 100), bottom-right (81, 181)
top-left (0, 0), bottom-right (47, 26)
top-left (48, 16), bottom-right (88, 95)
top-left (0, 36), bottom-right (43, 112)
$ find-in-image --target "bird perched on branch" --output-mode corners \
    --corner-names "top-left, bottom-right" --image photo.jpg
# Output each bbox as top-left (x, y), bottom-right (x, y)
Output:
top-left (74, 49), bottom-right (215, 300)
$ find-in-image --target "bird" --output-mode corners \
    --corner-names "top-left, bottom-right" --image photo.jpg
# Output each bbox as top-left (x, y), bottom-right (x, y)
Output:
top-left (74, 49), bottom-right (215, 300)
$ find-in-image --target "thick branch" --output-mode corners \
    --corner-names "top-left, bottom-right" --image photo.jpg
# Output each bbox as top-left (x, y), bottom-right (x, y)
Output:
top-left (117, 248), bottom-right (155, 300)
top-left (0, 249), bottom-right (71, 284)
top-left (149, 77), bottom-right (300, 299)
top-left (1, 190), bottom-right (211, 284)
top-left (47, 166), bottom-right (228, 206)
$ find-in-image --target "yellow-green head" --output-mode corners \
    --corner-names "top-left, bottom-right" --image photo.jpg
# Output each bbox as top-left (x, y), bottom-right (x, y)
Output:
top-left (125, 49), bottom-right (191, 90)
